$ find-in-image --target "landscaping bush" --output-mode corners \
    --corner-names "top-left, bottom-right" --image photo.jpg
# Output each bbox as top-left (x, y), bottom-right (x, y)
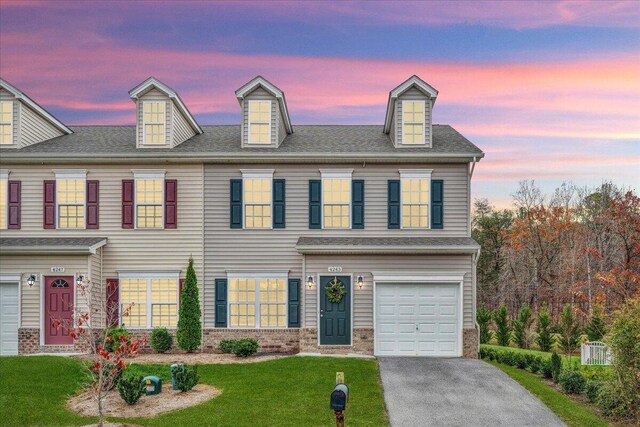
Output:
top-left (493, 305), bottom-right (512, 347)
top-left (219, 339), bottom-right (236, 354)
top-left (233, 338), bottom-right (259, 357)
top-left (585, 380), bottom-right (603, 403)
top-left (550, 352), bottom-right (562, 383)
top-left (172, 364), bottom-right (199, 392)
top-left (558, 303), bottom-right (581, 362)
top-left (597, 382), bottom-right (630, 418)
top-left (150, 327), bottom-right (173, 353)
top-left (515, 353), bottom-right (527, 369)
top-left (117, 373), bottom-right (145, 405)
top-left (104, 326), bottom-right (132, 353)
top-left (177, 257), bottom-right (202, 352)
top-left (558, 370), bottom-right (586, 394)
top-left (535, 303), bottom-right (555, 352)
top-left (540, 359), bottom-right (554, 379)
top-left (513, 304), bottom-right (533, 349)
top-left (477, 304), bottom-right (493, 344)
top-left (524, 354), bottom-right (542, 373)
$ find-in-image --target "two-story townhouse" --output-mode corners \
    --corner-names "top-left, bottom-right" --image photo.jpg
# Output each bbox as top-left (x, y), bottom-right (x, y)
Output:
top-left (0, 74), bottom-right (484, 358)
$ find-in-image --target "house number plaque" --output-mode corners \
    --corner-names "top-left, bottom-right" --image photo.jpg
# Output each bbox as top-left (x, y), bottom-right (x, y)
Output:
top-left (51, 267), bottom-right (65, 273)
top-left (328, 266), bottom-right (343, 273)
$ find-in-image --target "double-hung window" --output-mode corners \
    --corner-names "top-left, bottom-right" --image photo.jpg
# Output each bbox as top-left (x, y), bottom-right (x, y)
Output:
top-left (120, 274), bottom-right (179, 328)
top-left (248, 100), bottom-right (271, 144)
top-left (55, 170), bottom-right (86, 229)
top-left (143, 101), bottom-right (166, 145)
top-left (400, 169), bottom-right (432, 229)
top-left (322, 170), bottom-right (352, 229)
top-left (402, 101), bottom-right (425, 145)
top-left (228, 274), bottom-right (287, 328)
top-left (0, 171), bottom-right (7, 229)
top-left (243, 170), bottom-right (273, 229)
top-left (134, 171), bottom-right (164, 229)
top-left (0, 101), bottom-right (12, 145)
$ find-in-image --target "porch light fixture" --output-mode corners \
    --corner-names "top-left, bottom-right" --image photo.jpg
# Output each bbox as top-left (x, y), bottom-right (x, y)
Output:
top-left (27, 274), bottom-right (36, 287)
top-left (306, 275), bottom-right (315, 288)
top-left (356, 275), bottom-right (364, 289)
top-left (76, 275), bottom-right (84, 286)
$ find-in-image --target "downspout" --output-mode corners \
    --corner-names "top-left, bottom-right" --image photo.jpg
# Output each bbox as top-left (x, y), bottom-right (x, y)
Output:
top-left (302, 254), bottom-right (306, 329)
top-left (200, 162), bottom-right (206, 353)
top-left (473, 247), bottom-right (481, 357)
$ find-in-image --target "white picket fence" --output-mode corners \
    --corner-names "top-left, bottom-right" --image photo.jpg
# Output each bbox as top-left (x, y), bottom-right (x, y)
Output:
top-left (581, 341), bottom-right (612, 366)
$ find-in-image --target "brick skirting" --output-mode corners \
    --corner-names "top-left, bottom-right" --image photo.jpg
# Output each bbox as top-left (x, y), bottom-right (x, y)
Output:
top-left (299, 328), bottom-right (374, 355)
top-left (463, 327), bottom-right (479, 358)
top-left (202, 328), bottom-right (301, 353)
top-left (18, 328), bottom-right (85, 354)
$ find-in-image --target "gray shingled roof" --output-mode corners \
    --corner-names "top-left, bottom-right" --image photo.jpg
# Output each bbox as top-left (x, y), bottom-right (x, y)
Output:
top-left (296, 236), bottom-right (480, 254)
top-left (1, 124), bottom-right (483, 160)
top-left (0, 237), bottom-right (107, 254)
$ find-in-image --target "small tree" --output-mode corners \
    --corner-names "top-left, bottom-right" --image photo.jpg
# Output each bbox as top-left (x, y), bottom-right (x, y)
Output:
top-left (558, 303), bottom-right (581, 362)
top-left (512, 304), bottom-right (533, 349)
top-left (493, 305), bottom-right (512, 347)
top-left (536, 303), bottom-right (555, 352)
top-left (477, 304), bottom-right (493, 344)
top-left (585, 306), bottom-right (606, 341)
top-left (177, 257), bottom-right (201, 352)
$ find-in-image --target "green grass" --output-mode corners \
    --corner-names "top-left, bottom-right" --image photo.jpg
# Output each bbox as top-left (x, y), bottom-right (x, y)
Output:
top-left (0, 356), bottom-right (388, 427)
top-left (487, 360), bottom-right (612, 427)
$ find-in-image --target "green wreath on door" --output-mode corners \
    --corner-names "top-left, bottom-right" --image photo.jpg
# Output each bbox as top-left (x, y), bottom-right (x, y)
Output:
top-left (325, 277), bottom-right (346, 304)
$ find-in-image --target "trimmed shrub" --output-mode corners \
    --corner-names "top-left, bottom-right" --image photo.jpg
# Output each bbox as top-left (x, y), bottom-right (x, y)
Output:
top-left (540, 359), bottom-right (554, 379)
top-left (597, 382), bottom-right (630, 418)
top-left (585, 380), bottom-right (603, 403)
top-left (558, 370), bottom-right (586, 394)
top-left (150, 327), bottom-right (173, 353)
top-left (550, 352), bottom-right (562, 383)
top-left (515, 354), bottom-right (527, 369)
top-left (493, 305), bottom-right (512, 347)
top-left (117, 373), bottom-right (145, 405)
top-left (477, 304), bottom-right (493, 344)
top-left (104, 326), bottom-right (131, 353)
top-left (535, 304), bottom-right (555, 352)
top-left (172, 364), bottom-right (199, 392)
top-left (177, 257), bottom-right (202, 352)
top-left (233, 338), bottom-right (259, 357)
top-left (219, 339), bottom-right (236, 354)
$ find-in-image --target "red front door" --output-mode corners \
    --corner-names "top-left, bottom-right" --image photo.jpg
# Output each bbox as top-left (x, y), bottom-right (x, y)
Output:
top-left (44, 276), bottom-right (74, 345)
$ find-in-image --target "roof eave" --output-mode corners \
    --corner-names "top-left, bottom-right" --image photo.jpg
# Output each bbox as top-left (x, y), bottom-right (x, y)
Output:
top-left (235, 77), bottom-right (293, 134)
top-left (383, 76), bottom-right (439, 134)
top-left (295, 245), bottom-right (481, 255)
top-left (0, 238), bottom-right (107, 256)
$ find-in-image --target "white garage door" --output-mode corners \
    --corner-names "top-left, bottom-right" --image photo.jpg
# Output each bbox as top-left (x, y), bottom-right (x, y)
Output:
top-left (376, 283), bottom-right (460, 357)
top-left (0, 283), bottom-right (19, 355)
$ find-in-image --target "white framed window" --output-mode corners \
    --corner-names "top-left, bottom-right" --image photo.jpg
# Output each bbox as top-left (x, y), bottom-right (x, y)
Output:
top-left (247, 100), bottom-right (271, 144)
top-left (228, 273), bottom-right (287, 328)
top-left (54, 170), bottom-right (86, 229)
top-left (400, 169), bottom-right (432, 229)
top-left (321, 169), bottom-right (352, 229)
top-left (143, 101), bottom-right (166, 145)
top-left (133, 170), bottom-right (165, 229)
top-left (119, 272), bottom-right (179, 328)
top-left (0, 101), bottom-right (12, 145)
top-left (0, 170), bottom-right (8, 229)
top-left (242, 169), bottom-right (273, 229)
top-left (402, 100), bottom-right (425, 145)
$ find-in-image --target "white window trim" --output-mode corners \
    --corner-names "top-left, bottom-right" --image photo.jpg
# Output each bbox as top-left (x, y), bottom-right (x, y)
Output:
top-left (320, 169), bottom-right (353, 230)
top-left (0, 169), bottom-right (8, 230)
top-left (226, 272), bottom-right (289, 329)
top-left (54, 169), bottom-right (87, 230)
top-left (401, 100), bottom-right (426, 145)
top-left (0, 101), bottom-right (13, 145)
top-left (132, 170), bottom-right (166, 230)
top-left (118, 271), bottom-right (180, 329)
top-left (241, 169), bottom-right (274, 230)
top-left (142, 101), bottom-right (167, 145)
top-left (247, 100), bottom-right (272, 145)
top-left (399, 169), bottom-right (433, 230)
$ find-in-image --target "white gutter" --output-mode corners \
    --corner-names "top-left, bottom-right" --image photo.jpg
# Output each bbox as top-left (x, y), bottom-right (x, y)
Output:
top-left (295, 245), bottom-right (481, 255)
top-left (473, 246), bottom-right (481, 357)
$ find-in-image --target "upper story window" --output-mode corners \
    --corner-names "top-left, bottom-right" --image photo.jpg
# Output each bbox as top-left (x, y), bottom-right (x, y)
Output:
top-left (243, 170), bottom-right (273, 229)
top-left (143, 101), bottom-right (166, 145)
top-left (228, 274), bottom-right (287, 328)
top-left (136, 175), bottom-right (164, 229)
top-left (120, 274), bottom-right (179, 328)
top-left (400, 169), bottom-right (432, 229)
top-left (322, 170), bottom-right (352, 229)
top-left (0, 101), bottom-right (13, 145)
top-left (402, 101), bottom-right (425, 145)
top-left (55, 170), bottom-right (86, 229)
top-left (248, 100), bottom-right (271, 144)
top-left (0, 173), bottom-right (7, 229)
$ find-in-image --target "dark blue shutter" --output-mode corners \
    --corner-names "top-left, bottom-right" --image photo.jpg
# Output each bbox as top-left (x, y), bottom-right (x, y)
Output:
top-left (230, 179), bottom-right (243, 229)
top-left (431, 179), bottom-right (444, 229)
top-left (273, 179), bottom-right (286, 228)
top-left (287, 278), bottom-right (300, 328)
top-left (215, 279), bottom-right (227, 327)
top-left (352, 179), bottom-right (364, 229)
top-left (388, 180), bottom-right (400, 229)
top-left (309, 180), bottom-right (322, 229)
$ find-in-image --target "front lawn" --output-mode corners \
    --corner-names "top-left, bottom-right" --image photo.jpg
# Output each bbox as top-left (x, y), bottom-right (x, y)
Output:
top-left (0, 356), bottom-right (388, 427)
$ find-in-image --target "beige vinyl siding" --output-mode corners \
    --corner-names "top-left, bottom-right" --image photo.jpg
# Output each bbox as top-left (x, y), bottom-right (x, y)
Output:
top-left (89, 247), bottom-right (104, 327)
top-left (276, 103), bottom-right (287, 147)
top-left (304, 254), bottom-right (473, 329)
top-left (241, 87), bottom-right (277, 147)
top-left (0, 164), bottom-right (204, 327)
top-left (0, 89), bottom-right (18, 146)
top-left (396, 87), bottom-right (432, 148)
top-left (18, 102), bottom-right (65, 148)
top-left (136, 89), bottom-right (171, 148)
top-left (203, 163), bottom-right (470, 327)
top-left (171, 102), bottom-right (196, 147)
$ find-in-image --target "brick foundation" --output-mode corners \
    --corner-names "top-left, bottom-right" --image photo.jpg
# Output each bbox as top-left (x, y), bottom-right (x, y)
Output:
top-left (18, 328), bottom-right (86, 354)
top-left (463, 327), bottom-right (479, 358)
top-left (202, 328), bottom-right (301, 353)
top-left (299, 328), bottom-right (374, 355)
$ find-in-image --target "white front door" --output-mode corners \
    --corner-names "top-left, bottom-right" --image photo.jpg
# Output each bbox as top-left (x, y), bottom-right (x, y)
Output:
top-left (0, 282), bottom-right (19, 355)
top-left (375, 283), bottom-right (460, 357)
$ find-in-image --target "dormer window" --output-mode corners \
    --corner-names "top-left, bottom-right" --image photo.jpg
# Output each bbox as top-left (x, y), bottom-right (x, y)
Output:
top-left (248, 100), bottom-right (272, 144)
top-left (0, 101), bottom-right (13, 145)
top-left (402, 101), bottom-right (425, 145)
top-left (143, 101), bottom-right (166, 145)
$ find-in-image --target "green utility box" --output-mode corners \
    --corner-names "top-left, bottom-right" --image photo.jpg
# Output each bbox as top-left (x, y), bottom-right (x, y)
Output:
top-left (171, 364), bottom-right (185, 390)
top-left (143, 375), bottom-right (162, 395)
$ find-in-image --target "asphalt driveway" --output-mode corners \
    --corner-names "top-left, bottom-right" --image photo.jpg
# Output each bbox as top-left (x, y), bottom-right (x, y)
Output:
top-left (378, 357), bottom-right (565, 427)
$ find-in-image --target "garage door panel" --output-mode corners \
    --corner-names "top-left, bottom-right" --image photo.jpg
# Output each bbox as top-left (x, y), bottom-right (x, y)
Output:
top-left (439, 304), bottom-right (456, 316)
top-left (418, 304), bottom-right (436, 315)
top-left (398, 304), bottom-right (416, 316)
top-left (418, 323), bottom-right (436, 334)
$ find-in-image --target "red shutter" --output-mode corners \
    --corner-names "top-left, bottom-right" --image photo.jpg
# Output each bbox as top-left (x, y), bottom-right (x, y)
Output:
top-left (179, 278), bottom-right (185, 305)
top-left (7, 180), bottom-right (20, 229)
top-left (106, 278), bottom-right (119, 327)
top-left (122, 179), bottom-right (134, 229)
top-left (86, 180), bottom-right (99, 229)
top-left (164, 179), bottom-right (177, 229)
top-left (43, 180), bottom-right (56, 229)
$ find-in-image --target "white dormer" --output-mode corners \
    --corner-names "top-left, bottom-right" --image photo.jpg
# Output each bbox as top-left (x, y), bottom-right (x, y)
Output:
top-left (384, 75), bottom-right (438, 148)
top-left (128, 77), bottom-right (202, 148)
top-left (0, 78), bottom-right (72, 148)
top-left (235, 76), bottom-right (293, 148)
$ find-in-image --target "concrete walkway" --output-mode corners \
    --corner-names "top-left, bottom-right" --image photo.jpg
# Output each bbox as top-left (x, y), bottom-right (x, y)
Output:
top-left (378, 357), bottom-right (565, 427)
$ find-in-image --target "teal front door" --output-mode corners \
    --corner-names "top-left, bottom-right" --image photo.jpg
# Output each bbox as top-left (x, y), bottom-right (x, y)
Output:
top-left (320, 276), bottom-right (351, 345)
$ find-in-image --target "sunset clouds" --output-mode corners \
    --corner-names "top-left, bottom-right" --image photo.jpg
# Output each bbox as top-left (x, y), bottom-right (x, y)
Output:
top-left (1, 0), bottom-right (638, 205)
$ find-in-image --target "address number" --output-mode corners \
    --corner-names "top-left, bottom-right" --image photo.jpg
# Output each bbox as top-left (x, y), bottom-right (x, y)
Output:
top-left (328, 266), bottom-right (343, 273)
top-left (51, 267), bottom-right (65, 273)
